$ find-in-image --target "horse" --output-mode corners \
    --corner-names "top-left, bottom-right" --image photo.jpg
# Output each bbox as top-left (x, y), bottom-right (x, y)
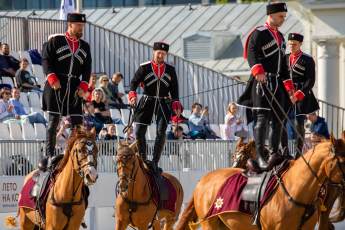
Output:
top-left (115, 141), bottom-right (184, 230)
top-left (176, 134), bottom-right (345, 230)
top-left (5, 126), bottom-right (99, 230)
top-left (231, 135), bottom-right (345, 230)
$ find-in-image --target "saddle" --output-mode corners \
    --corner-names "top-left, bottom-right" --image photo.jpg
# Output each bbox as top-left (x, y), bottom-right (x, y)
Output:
top-left (143, 161), bottom-right (169, 205)
top-left (241, 160), bottom-right (290, 228)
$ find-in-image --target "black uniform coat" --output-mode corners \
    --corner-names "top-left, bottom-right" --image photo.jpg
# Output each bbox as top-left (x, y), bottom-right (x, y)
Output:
top-left (130, 61), bottom-right (179, 125)
top-left (287, 52), bottom-right (319, 116)
top-left (42, 34), bottom-right (92, 116)
top-left (237, 26), bottom-right (292, 123)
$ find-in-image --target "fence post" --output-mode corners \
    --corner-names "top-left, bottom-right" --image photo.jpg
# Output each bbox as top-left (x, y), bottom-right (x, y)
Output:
top-left (22, 18), bottom-right (29, 50)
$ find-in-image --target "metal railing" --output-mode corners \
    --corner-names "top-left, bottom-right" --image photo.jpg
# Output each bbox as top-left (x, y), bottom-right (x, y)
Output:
top-left (318, 99), bottom-right (345, 137)
top-left (0, 140), bottom-right (235, 176)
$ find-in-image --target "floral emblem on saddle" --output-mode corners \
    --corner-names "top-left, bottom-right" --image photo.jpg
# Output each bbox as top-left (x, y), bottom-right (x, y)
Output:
top-left (214, 197), bottom-right (224, 209)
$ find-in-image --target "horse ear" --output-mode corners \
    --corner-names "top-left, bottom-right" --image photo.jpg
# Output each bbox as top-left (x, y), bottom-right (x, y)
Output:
top-left (330, 133), bottom-right (336, 145)
top-left (129, 141), bottom-right (139, 153)
top-left (90, 127), bottom-right (96, 139)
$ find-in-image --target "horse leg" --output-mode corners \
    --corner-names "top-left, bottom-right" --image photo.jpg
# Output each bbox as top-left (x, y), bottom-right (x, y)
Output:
top-left (218, 212), bottom-right (257, 230)
top-left (19, 208), bottom-right (36, 230)
top-left (152, 218), bottom-right (161, 230)
top-left (161, 212), bottom-right (176, 230)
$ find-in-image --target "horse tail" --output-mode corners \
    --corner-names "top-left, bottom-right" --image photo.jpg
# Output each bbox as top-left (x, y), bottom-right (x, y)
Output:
top-left (4, 215), bottom-right (17, 228)
top-left (330, 194), bottom-right (345, 223)
top-left (175, 197), bottom-right (197, 230)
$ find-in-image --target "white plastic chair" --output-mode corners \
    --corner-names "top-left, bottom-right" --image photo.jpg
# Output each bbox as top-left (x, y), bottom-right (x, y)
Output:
top-left (22, 123), bottom-right (36, 140)
top-left (0, 123), bottom-right (11, 140)
top-left (19, 93), bottom-right (30, 108)
top-left (210, 124), bottom-right (221, 137)
top-left (19, 51), bottom-right (32, 64)
top-left (110, 109), bottom-right (122, 120)
top-left (9, 122), bottom-right (23, 140)
top-left (120, 109), bottom-right (130, 125)
top-left (34, 123), bottom-right (46, 140)
top-left (28, 92), bottom-right (41, 108)
top-left (2, 76), bottom-right (15, 87)
top-left (115, 124), bottom-right (125, 137)
top-left (182, 109), bottom-right (192, 118)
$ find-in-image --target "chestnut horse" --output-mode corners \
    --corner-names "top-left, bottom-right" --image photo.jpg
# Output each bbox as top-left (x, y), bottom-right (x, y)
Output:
top-left (5, 127), bottom-right (98, 230)
top-left (115, 142), bottom-right (184, 230)
top-left (231, 136), bottom-right (345, 230)
top-left (176, 135), bottom-right (345, 230)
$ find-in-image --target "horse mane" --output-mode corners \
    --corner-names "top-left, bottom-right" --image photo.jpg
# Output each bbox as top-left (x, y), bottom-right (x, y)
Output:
top-left (55, 128), bottom-right (92, 173)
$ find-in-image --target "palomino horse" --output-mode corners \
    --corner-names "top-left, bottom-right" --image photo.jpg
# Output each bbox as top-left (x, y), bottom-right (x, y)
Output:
top-left (5, 127), bottom-right (98, 230)
top-left (231, 136), bottom-right (345, 230)
top-left (176, 135), bottom-right (345, 230)
top-left (115, 142), bottom-right (184, 230)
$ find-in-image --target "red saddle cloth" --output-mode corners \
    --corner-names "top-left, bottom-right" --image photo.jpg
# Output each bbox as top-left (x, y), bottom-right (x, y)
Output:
top-left (146, 173), bottom-right (177, 213)
top-left (18, 175), bottom-right (52, 211)
top-left (206, 172), bottom-right (278, 218)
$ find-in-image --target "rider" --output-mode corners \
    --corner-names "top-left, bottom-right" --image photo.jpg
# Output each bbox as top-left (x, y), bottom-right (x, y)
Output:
top-left (41, 13), bottom-right (91, 169)
top-left (281, 33), bottom-right (319, 159)
top-left (237, 2), bottom-right (292, 173)
top-left (128, 41), bottom-right (182, 174)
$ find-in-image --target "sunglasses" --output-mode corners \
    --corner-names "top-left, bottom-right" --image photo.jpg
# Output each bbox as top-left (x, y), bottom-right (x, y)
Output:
top-left (102, 79), bottom-right (109, 82)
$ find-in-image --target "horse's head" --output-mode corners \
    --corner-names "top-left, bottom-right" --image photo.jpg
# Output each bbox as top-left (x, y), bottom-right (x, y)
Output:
top-left (323, 134), bottom-right (345, 185)
top-left (232, 138), bottom-right (256, 168)
top-left (115, 141), bottom-right (139, 194)
top-left (64, 126), bottom-right (99, 186)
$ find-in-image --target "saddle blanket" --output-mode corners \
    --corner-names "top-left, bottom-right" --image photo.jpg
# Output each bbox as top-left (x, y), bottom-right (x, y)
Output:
top-left (206, 172), bottom-right (278, 218)
top-left (18, 174), bottom-right (52, 210)
top-left (146, 173), bottom-right (177, 213)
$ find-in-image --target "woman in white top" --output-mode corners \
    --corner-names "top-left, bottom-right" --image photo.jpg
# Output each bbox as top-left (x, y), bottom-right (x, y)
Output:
top-left (224, 103), bottom-right (246, 141)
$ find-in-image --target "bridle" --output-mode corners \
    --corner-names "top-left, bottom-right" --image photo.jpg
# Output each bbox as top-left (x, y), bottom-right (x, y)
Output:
top-left (50, 138), bottom-right (97, 230)
top-left (115, 147), bottom-right (157, 228)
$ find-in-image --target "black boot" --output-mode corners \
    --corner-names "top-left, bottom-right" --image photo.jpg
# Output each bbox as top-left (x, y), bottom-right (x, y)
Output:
top-left (265, 152), bottom-right (284, 170)
top-left (247, 152), bottom-right (268, 173)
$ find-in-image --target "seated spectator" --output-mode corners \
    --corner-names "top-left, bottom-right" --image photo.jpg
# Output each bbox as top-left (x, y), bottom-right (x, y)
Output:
top-left (98, 75), bottom-right (115, 105)
top-left (0, 86), bottom-right (16, 122)
top-left (167, 125), bottom-right (186, 140)
top-left (98, 127), bottom-right (108, 140)
top-left (188, 103), bottom-right (219, 139)
top-left (107, 72), bottom-right (127, 109)
top-left (307, 112), bottom-right (330, 142)
top-left (170, 103), bottom-right (188, 125)
top-left (83, 102), bottom-right (103, 133)
top-left (104, 124), bottom-right (123, 140)
top-left (92, 88), bottom-right (113, 124)
top-left (15, 58), bottom-right (41, 92)
top-left (0, 43), bottom-right (19, 78)
top-left (56, 117), bottom-right (71, 151)
top-left (86, 73), bottom-right (97, 102)
top-left (9, 87), bottom-right (46, 125)
top-left (224, 102), bottom-right (247, 141)
top-left (124, 126), bottom-right (135, 141)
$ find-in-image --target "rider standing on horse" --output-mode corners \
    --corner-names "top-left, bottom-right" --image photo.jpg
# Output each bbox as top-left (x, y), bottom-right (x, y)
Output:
top-left (281, 33), bottom-right (319, 158)
top-left (128, 42), bottom-right (182, 174)
top-left (237, 2), bottom-right (292, 173)
top-left (41, 13), bottom-right (91, 167)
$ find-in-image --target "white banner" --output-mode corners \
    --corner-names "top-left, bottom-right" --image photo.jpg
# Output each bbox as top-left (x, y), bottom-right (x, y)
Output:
top-left (0, 176), bottom-right (24, 213)
top-left (59, 0), bottom-right (75, 20)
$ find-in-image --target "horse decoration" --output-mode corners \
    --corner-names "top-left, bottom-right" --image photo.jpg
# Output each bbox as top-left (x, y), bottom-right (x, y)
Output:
top-left (5, 127), bottom-right (98, 230)
top-left (176, 134), bottom-right (345, 230)
top-left (115, 141), bottom-right (184, 230)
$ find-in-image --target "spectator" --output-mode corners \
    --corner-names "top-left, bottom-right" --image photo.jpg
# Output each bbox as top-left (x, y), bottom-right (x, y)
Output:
top-left (92, 88), bottom-right (113, 124)
top-left (224, 103), bottom-right (247, 141)
top-left (98, 75), bottom-right (115, 105)
top-left (170, 102), bottom-right (188, 125)
top-left (107, 72), bottom-right (127, 109)
top-left (124, 126), bottom-right (135, 141)
top-left (9, 88), bottom-right (46, 125)
top-left (167, 125), bottom-right (185, 140)
top-left (0, 43), bottom-right (20, 78)
top-left (56, 117), bottom-right (71, 151)
top-left (188, 102), bottom-right (219, 139)
top-left (98, 127), bottom-right (108, 140)
top-left (307, 113), bottom-right (330, 142)
top-left (0, 86), bottom-right (16, 122)
top-left (15, 58), bottom-right (41, 92)
top-left (86, 73), bottom-right (97, 102)
top-left (104, 124), bottom-right (123, 140)
top-left (83, 102), bottom-right (103, 133)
